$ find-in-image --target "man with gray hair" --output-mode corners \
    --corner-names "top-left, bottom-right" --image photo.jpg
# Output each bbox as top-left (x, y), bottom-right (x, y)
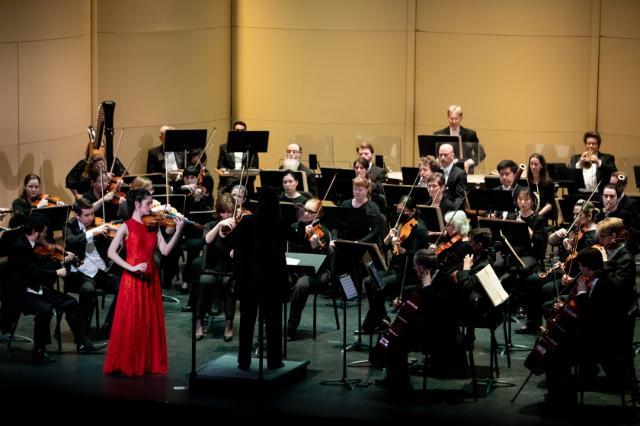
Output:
top-left (435, 104), bottom-right (485, 173)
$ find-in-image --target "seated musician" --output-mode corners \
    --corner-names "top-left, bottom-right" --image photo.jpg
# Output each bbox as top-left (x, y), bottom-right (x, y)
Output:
top-left (437, 143), bottom-right (467, 210)
top-left (455, 227), bottom-right (496, 322)
top-left (146, 125), bottom-right (184, 177)
top-left (4, 214), bottom-right (105, 364)
top-left (64, 198), bottom-right (120, 338)
top-left (540, 245), bottom-right (634, 412)
top-left (374, 249), bottom-right (467, 395)
top-left (425, 172), bottom-right (457, 215)
top-left (217, 120), bottom-right (259, 194)
top-left (361, 196), bottom-right (428, 334)
top-left (280, 143), bottom-right (318, 196)
top-left (354, 157), bottom-right (387, 212)
top-left (595, 184), bottom-right (639, 254)
top-left (280, 170), bottom-right (312, 205)
top-left (523, 200), bottom-right (598, 334)
top-left (66, 152), bottom-right (125, 201)
top-left (356, 142), bottom-right (387, 184)
top-left (431, 210), bottom-right (470, 273)
top-left (187, 193), bottom-right (237, 341)
top-left (286, 198), bottom-right (334, 340)
top-left (568, 131), bottom-right (617, 193)
top-left (82, 169), bottom-right (127, 222)
top-left (492, 159), bottom-right (520, 218)
top-left (610, 171), bottom-right (639, 221)
top-left (10, 174), bottom-right (64, 228)
top-left (526, 153), bottom-right (556, 221)
top-left (338, 176), bottom-right (385, 245)
top-left (417, 155), bottom-right (438, 188)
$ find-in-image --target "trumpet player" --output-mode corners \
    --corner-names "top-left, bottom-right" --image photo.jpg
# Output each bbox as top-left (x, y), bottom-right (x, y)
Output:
top-left (569, 131), bottom-right (617, 192)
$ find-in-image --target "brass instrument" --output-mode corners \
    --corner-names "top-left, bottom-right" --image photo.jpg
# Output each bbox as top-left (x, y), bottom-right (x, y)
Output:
top-left (580, 148), bottom-right (594, 169)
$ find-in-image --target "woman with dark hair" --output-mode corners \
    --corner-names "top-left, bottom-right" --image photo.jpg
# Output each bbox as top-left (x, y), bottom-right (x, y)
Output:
top-left (526, 153), bottom-right (556, 220)
top-left (280, 171), bottom-right (311, 205)
top-left (103, 189), bottom-right (184, 377)
top-left (10, 174), bottom-right (65, 228)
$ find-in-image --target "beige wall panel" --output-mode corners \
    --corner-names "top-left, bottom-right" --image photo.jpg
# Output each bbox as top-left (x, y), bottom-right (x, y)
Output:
top-left (19, 35), bottom-right (91, 143)
top-left (417, 0), bottom-right (593, 36)
top-left (236, 0), bottom-right (408, 31)
top-left (415, 32), bottom-right (593, 166)
top-left (0, 0), bottom-right (89, 42)
top-left (0, 144), bottom-right (20, 206)
top-left (0, 44), bottom-right (18, 147)
top-left (601, 0), bottom-right (640, 39)
top-left (97, 29), bottom-right (230, 129)
top-left (597, 38), bottom-right (640, 135)
top-left (98, 0), bottom-right (230, 33)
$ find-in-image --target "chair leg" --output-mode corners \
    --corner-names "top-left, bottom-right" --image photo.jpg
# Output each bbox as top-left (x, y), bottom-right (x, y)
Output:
top-left (468, 348), bottom-right (478, 401)
top-left (332, 294), bottom-right (340, 330)
top-left (312, 292), bottom-right (317, 339)
top-left (7, 312), bottom-right (20, 349)
top-left (55, 310), bottom-right (63, 353)
top-left (94, 294), bottom-right (100, 333)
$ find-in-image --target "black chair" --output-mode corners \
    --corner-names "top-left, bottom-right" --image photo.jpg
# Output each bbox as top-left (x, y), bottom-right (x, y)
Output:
top-left (62, 278), bottom-right (105, 334)
top-left (8, 309), bottom-right (63, 353)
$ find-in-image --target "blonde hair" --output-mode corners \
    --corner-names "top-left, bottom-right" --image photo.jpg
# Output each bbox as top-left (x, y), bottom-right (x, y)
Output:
top-left (130, 176), bottom-right (153, 191)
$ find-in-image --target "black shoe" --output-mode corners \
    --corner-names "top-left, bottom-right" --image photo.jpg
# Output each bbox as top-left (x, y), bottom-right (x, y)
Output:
top-left (181, 305), bottom-right (192, 313)
top-left (515, 324), bottom-right (539, 335)
top-left (32, 349), bottom-right (56, 365)
top-left (77, 341), bottom-right (107, 354)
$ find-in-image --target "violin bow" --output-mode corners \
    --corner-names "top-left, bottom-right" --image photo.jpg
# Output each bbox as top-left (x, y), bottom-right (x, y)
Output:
top-left (195, 127), bottom-right (217, 169)
top-left (392, 170), bottom-right (421, 231)
top-left (109, 128), bottom-right (125, 174)
top-left (310, 172), bottom-right (337, 223)
top-left (99, 164), bottom-right (107, 220)
top-left (121, 148), bottom-right (142, 178)
top-left (432, 190), bottom-right (467, 248)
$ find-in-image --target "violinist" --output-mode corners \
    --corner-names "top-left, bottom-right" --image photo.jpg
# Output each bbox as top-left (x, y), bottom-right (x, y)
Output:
top-left (286, 198), bottom-right (334, 340)
top-left (417, 155), bottom-right (438, 188)
top-left (526, 153), bottom-right (556, 220)
top-left (66, 152), bottom-right (125, 200)
top-left (3, 214), bottom-right (105, 364)
top-left (354, 157), bottom-right (387, 212)
top-left (433, 210), bottom-right (470, 273)
top-left (103, 189), bottom-right (185, 377)
top-left (541, 246), bottom-right (632, 412)
top-left (524, 200), bottom-right (599, 334)
top-left (569, 131), bottom-right (617, 193)
top-left (82, 169), bottom-right (127, 222)
top-left (10, 174), bottom-right (64, 228)
top-left (596, 184), bottom-right (639, 254)
top-left (63, 198), bottom-right (120, 338)
top-left (361, 196), bottom-right (428, 334)
top-left (425, 172), bottom-right (456, 215)
top-left (186, 194), bottom-right (238, 341)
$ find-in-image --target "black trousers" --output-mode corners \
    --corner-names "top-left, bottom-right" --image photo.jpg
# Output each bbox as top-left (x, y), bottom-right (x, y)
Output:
top-left (20, 287), bottom-right (88, 351)
top-left (238, 295), bottom-right (282, 369)
top-left (65, 270), bottom-right (120, 329)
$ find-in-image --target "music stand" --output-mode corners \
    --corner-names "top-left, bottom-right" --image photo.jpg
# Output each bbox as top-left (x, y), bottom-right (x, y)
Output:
top-left (316, 174), bottom-right (353, 205)
top-left (320, 272), bottom-right (361, 390)
top-left (259, 169), bottom-right (308, 193)
top-left (164, 129), bottom-right (207, 167)
top-left (418, 134), bottom-right (462, 158)
top-left (278, 201), bottom-right (301, 225)
top-left (30, 205), bottom-right (70, 232)
top-left (634, 166), bottom-right (640, 190)
top-left (321, 207), bottom-right (369, 242)
top-left (187, 210), bottom-right (215, 226)
top-left (382, 184), bottom-right (430, 207)
top-left (417, 206), bottom-right (444, 232)
top-left (466, 189), bottom-right (516, 215)
top-left (400, 167), bottom-right (419, 185)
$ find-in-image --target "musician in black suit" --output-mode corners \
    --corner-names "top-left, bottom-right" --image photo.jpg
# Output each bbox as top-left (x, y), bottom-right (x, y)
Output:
top-left (356, 142), bottom-right (387, 184)
top-left (146, 125), bottom-right (185, 175)
top-left (596, 184), bottom-right (639, 254)
top-left (437, 143), bottom-right (468, 210)
top-left (217, 120), bottom-right (259, 194)
top-left (434, 105), bottom-right (485, 173)
top-left (280, 143), bottom-right (317, 196)
top-left (64, 198), bottom-right (120, 337)
top-left (568, 131), bottom-right (617, 193)
top-left (5, 214), bottom-right (105, 364)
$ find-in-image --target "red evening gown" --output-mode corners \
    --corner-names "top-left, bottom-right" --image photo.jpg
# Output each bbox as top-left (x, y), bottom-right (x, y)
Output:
top-left (103, 218), bottom-right (168, 376)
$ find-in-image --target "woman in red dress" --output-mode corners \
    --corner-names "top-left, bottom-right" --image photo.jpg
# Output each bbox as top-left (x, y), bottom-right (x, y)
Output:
top-left (103, 189), bottom-right (184, 376)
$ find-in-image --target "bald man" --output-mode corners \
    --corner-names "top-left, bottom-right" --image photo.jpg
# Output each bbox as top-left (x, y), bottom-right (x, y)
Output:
top-left (438, 143), bottom-right (468, 210)
top-left (146, 125), bottom-right (185, 174)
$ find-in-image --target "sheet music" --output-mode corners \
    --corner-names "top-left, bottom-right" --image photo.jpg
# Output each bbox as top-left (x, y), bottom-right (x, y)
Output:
top-left (475, 264), bottom-right (509, 307)
top-left (339, 273), bottom-right (359, 301)
top-left (286, 257), bottom-right (301, 266)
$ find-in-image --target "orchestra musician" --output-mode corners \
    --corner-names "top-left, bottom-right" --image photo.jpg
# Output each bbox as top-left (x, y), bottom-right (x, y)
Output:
top-left (10, 174), bottom-right (65, 228)
top-left (337, 176), bottom-right (385, 245)
top-left (280, 170), bottom-right (312, 206)
top-left (433, 210), bottom-right (470, 273)
top-left (356, 142), bottom-right (387, 184)
top-left (492, 159), bottom-right (520, 218)
top-left (217, 120), bottom-right (259, 195)
top-left (286, 198), bottom-right (334, 340)
top-left (522, 200), bottom-right (599, 334)
top-left (361, 196), bottom-right (428, 334)
top-left (425, 172), bottom-right (457, 215)
top-left (434, 104), bottom-right (485, 173)
top-left (437, 143), bottom-right (468, 210)
top-left (596, 184), bottom-right (639, 254)
top-left (280, 143), bottom-right (318, 196)
top-left (417, 155), bottom-right (438, 188)
top-left (540, 245), bottom-right (634, 413)
top-left (569, 131), bottom-right (617, 193)
top-left (66, 152), bottom-right (125, 201)
top-left (4, 214), bottom-right (105, 364)
top-left (64, 198), bottom-right (120, 338)
top-left (146, 125), bottom-right (184, 177)
top-left (526, 153), bottom-right (556, 220)
top-left (353, 157), bottom-right (387, 212)
top-left (81, 169), bottom-right (127, 222)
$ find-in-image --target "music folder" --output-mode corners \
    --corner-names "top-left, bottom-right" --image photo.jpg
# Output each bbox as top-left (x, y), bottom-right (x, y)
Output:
top-left (418, 134), bottom-right (462, 158)
top-left (382, 183), bottom-right (430, 207)
top-left (332, 239), bottom-right (387, 274)
top-left (164, 129), bottom-right (207, 152)
top-left (31, 205), bottom-right (70, 232)
top-left (417, 205), bottom-right (444, 232)
top-left (475, 264), bottom-right (509, 307)
top-left (227, 130), bottom-right (269, 153)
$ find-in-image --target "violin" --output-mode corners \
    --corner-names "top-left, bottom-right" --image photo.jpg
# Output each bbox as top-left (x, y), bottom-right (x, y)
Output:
top-left (31, 193), bottom-right (63, 208)
top-left (305, 221), bottom-right (327, 249)
top-left (106, 177), bottom-right (125, 205)
top-left (435, 234), bottom-right (461, 255)
top-left (392, 217), bottom-right (418, 255)
top-left (87, 217), bottom-right (121, 238)
top-left (34, 242), bottom-right (80, 266)
top-left (142, 211), bottom-right (202, 230)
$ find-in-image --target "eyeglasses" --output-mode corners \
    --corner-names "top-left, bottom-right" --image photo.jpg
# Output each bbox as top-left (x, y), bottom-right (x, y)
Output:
top-left (286, 150), bottom-right (301, 154)
top-left (304, 208), bottom-right (318, 214)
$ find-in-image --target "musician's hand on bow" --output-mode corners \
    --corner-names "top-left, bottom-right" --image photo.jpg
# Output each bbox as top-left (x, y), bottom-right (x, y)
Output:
top-left (103, 191), bottom-right (115, 203)
top-left (463, 253), bottom-right (474, 271)
top-left (64, 251), bottom-right (76, 264)
top-left (36, 198), bottom-right (49, 208)
top-left (561, 273), bottom-right (574, 286)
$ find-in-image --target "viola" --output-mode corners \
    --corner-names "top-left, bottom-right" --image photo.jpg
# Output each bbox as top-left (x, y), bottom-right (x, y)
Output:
top-left (435, 234), bottom-right (461, 255)
top-left (392, 217), bottom-right (418, 255)
top-left (31, 193), bottom-right (63, 208)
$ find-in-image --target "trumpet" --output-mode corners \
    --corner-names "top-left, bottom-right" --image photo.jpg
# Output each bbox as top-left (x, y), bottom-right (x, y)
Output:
top-left (580, 148), bottom-right (595, 169)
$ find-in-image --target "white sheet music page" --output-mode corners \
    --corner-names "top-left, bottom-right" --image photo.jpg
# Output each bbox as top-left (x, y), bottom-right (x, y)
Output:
top-left (475, 264), bottom-right (509, 307)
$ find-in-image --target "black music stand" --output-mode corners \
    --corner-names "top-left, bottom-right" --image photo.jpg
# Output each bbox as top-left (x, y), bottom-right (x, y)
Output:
top-left (382, 184), bottom-right (430, 207)
top-left (634, 166), bottom-right (640, 190)
top-left (466, 189), bottom-right (516, 215)
top-left (320, 272), bottom-right (361, 390)
top-left (418, 134), bottom-right (462, 158)
top-left (483, 176), bottom-right (528, 190)
top-left (164, 129), bottom-right (207, 167)
top-left (259, 170), bottom-right (307, 193)
top-left (316, 175), bottom-right (353, 205)
top-left (417, 206), bottom-right (444, 233)
top-left (400, 167), bottom-right (419, 185)
top-left (30, 205), bottom-right (70, 232)
top-left (321, 207), bottom-right (369, 242)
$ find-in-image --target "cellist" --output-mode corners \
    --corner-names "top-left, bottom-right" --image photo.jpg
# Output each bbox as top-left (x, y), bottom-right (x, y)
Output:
top-left (361, 196), bottom-right (428, 334)
top-left (540, 244), bottom-right (634, 412)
